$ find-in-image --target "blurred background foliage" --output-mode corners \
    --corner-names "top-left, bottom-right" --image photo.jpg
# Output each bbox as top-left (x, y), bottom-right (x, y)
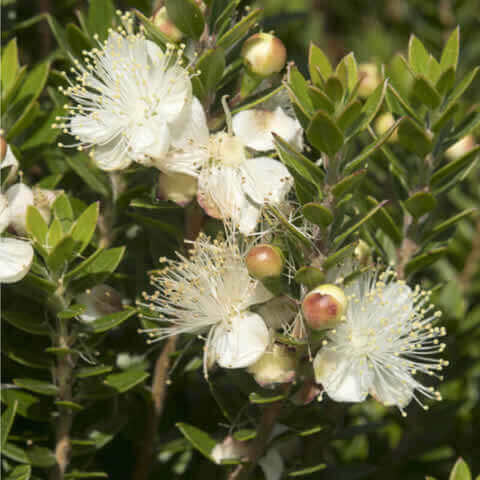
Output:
top-left (1, 0), bottom-right (480, 479)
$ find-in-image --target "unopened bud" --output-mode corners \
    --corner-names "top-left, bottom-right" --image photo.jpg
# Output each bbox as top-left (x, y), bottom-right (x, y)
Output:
top-left (358, 63), bottom-right (381, 98)
top-left (157, 172), bottom-right (197, 206)
top-left (241, 33), bottom-right (287, 77)
top-left (33, 188), bottom-right (62, 226)
top-left (246, 244), bottom-right (284, 279)
top-left (211, 436), bottom-right (249, 465)
top-left (445, 134), bottom-right (476, 161)
top-left (152, 7), bottom-right (183, 42)
top-left (76, 284), bottom-right (123, 323)
top-left (302, 284), bottom-right (347, 330)
top-left (354, 239), bottom-right (371, 265)
top-left (5, 183), bottom-right (34, 234)
top-left (248, 344), bottom-right (296, 387)
top-left (374, 112), bottom-right (398, 142)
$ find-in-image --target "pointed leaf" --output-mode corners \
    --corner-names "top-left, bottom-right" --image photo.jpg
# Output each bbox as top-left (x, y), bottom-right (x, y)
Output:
top-left (404, 191), bottom-right (437, 219)
top-left (307, 110), bottom-right (344, 156)
top-left (197, 48), bottom-right (226, 92)
top-left (412, 76), bottom-right (441, 109)
top-left (1, 400), bottom-right (18, 449)
top-left (309, 43), bottom-right (332, 85)
top-left (431, 146), bottom-right (480, 187)
top-left (302, 203), bottom-right (333, 227)
top-left (86, 307), bottom-right (137, 333)
top-left (294, 266), bottom-right (325, 289)
top-left (104, 368), bottom-right (149, 393)
top-left (408, 35), bottom-right (430, 75)
top-left (5, 464), bottom-right (31, 480)
top-left (449, 458), bottom-right (471, 480)
top-left (70, 202), bottom-right (99, 254)
top-left (325, 76), bottom-right (343, 103)
top-left (217, 8), bottom-right (262, 50)
top-left (13, 379), bottom-right (58, 396)
top-left (87, 0), bottom-right (115, 41)
top-left (166, 0), bottom-right (205, 39)
top-left (2, 310), bottom-right (50, 336)
top-left (176, 422), bottom-right (216, 460)
top-left (405, 247), bottom-right (447, 276)
top-left (397, 117), bottom-right (433, 157)
top-left (440, 27), bottom-right (460, 72)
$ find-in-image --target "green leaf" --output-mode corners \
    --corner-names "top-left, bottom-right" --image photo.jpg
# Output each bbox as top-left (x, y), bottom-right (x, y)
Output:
top-left (354, 80), bottom-right (387, 133)
top-left (336, 99), bottom-right (362, 132)
top-left (387, 84), bottom-right (422, 124)
top-left (65, 154), bottom-right (111, 197)
top-left (331, 170), bottom-right (366, 198)
top-left (1, 38), bottom-right (19, 94)
top-left (166, 0), bottom-right (205, 40)
top-left (5, 464), bottom-right (31, 480)
top-left (66, 23), bottom-right (94, 57)
top-left (104, 368), bottom-right (149, 393)
top-left (65, 472), bottom-right (108, 479)
top-left (217, 8), bottom-right (262, 50)
top-left (443, 67), bottom-right (479, 112)
top-left (307, 110), bottom-right (344, 156)
top-left (52, 194), bottom-right (74, 231)
top-left (47, 236), bottom-right (76, 274)
top-left (408, 35), bottom-right (430, 76)
top-left (325, 76), bottom-right (344, 103)
top-left (13, 379), bottom-right (58, 396)
top-left (431, 146), bottom-right (480, 187)
top-left (273, 133), bottom-right (324, 189)
top-left (436, 68), bottom-right (456, 96)
top-left (249, 392), bottom-right (286, 404)
top-left (70, 203), bottom-right (99, 254)
top-left (397, 117), bottom-right (433, 157)
top-left (336, 52), bottom-right (357, 93)
top-left (47, 218), bottom-right (64, 251)
top-left (58, 304), bottom-right (86, 320)
top-left (404, 247), bottom-right (447, 276)
top-left (87, 0), bottom-right (115, 41)
top-left (268, 205), bottom-right (312, 248)
top-left (366, 196), bottom-right (402, 244)
top-left (449, 458), bottom-right (472, 480)
top-left (176, 422), bottom-right (216, 460)
top-left (287, 66), bottom-right (314, 118)
top-left (86, 307), bottom-right (137, 333)
top-left (323, 242), bottom-right (357, 270)
top-left (404, 191), bottom-right (437, 219)
top-left (308, 43), bottom-right (332, 85)
top-left (3, 443), bottom-right (29, 465)
top-left (345, 118), bottom-right (402, 174)
top-left (2, 310), bottom-right (50, 336)
top-left (302, 203), bottom-right (333, 227)
top-left (440, 27), bottom-right (460, 72)
top-left (294, 266), bottom-right (325, 290)
top-left (333, 201), bottom-right (387, 246)
top-left (0, 390), bottom-right (50, 422)
top-left (412, 76), bottom-right (441, 109)
top-left (1, 400), bottom-right (17, 449)
top-left (288, 464), bottom-right (327, 476)
top-left (307, 86), bottom-right (334, 114)
top-left (134, 10), bottom-right (171, 49)
top-left (55, 401), bottom-right (84, 411)
top-left (422, 208), bottom-right (475, 244)
top-left (26, 205), bottom-right (48, 247)
top-left (77, 365), bottom-right (113, 378)
top-left (197, 48), bottom-right (226, 92)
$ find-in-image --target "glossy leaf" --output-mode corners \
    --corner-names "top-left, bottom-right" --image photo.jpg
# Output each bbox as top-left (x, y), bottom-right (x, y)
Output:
top-left (5, 465), bottom-right (31, 480)
top-left (176, 422), bottom-right (216, 460)
top-left (405, 247), bottom-right (447, 276)
top-left (197, 48), bottom-right (226, 92)
top-left (408, 35), bottom-right (430, 75)
top-left (86, 307), bottom-right (137, 333)
top-left (412, 75), bottom-right (441, 109)
top-left (449, 458), bottom-right (471, 480)
top-left (104, 368), bottom-right (149, 393)
top-left (70, 202), bottom-right (99, 254)
top-left (431, 146), bottom-right (480, 187)
top-left (308, 43), bottom-right (332, 85)
top-left (13, 379), bottom-right (58, 396)
top-left (440, 27), bottom-right (460, 72)
top-left (217, 8), bottom-right (262, 50)
top-left (302, 203), bottom-right (333, 227)
top-left (87, 0), bottom-right (115, 41)
top-left (166, 0), bottom-right (205, 39)
top-left (2, 310), bottom-right (50, 336)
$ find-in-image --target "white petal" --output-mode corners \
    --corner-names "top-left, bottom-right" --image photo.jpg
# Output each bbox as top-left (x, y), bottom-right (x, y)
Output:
top-left (241, 156), bottom-right (293, 206)
top-left (0, 194), bottom-right (10, 234)
top-left (1, 145), bottom-right (19, 182)
top-left (237, 201), bottom-right (261, 235)
top-left (158, 172), bottom-right (197, 206)
top-left (232, 107), bottom-right (303, 151)
top-left (313, 349), bottom-right (373, 403)
top-left (259, 449), bottom-right (284, 480)
top-left (128, 122), bottom-right (171, 162)
top-left (369, 370), bottom-right (414, 408)
top-left (212, 312), bottom-right (269, 368)
top-left (5, 183), bottom-right (34, 234)
top-left (93, 141), bottom-right (132, 171)
top-left (0, 237), bottom-right (34, 283)
top-left (256, 296), bottom-right (297, 330)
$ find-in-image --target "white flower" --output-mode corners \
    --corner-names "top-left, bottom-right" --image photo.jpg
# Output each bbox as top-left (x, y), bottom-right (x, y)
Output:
top-left (140, 233), bottom-right (274, 373)
top-left (232, 106), bottom-right (303, 152)
top-left (0, 193), bottom-right (34, 284)
top-left (211, 436), bottom-right (249, 464)
top-left (4, 183), bottom-right (34, 234)
top-left (58, 19), bottom-right (197, 172)
top-left (313, 269), bottom-right (447, 415)
top-left (1, 144), bottom-right (19, 184)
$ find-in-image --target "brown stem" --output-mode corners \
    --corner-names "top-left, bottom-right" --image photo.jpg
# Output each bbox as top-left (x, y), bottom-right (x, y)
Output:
top-left (50, 320), bottom-right (74, 480)
top-left (459, 216), bottom-right (480, 290)
top-left (228, 396), bottom-right (285, 480)
top-left (395, 237), bottom-right (418, 280)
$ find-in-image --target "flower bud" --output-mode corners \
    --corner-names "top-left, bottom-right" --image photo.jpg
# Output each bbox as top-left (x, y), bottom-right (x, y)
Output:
top-left (5, 183), bottom-right (34, 234)
top-left (152, 7), bottom-right (183, 42)
top-left (246, 244), bottom-right (284, 279)
top-left (357, 63), bottom-right (381, 98)
top-left (157, 172), bottom-right (197, 206)
top-left (445, 134), bottom-right (476, 161)
top-left (76, 284), bottom-right (123, 323)
top-left (354, 239), bottom-right (371, 265)
top-left (241, 33), bottom-right (287, 77)
top-left (211, 436), bottom-right (249, 465)
top-left (248, 344), bottom-right (296, 387)
top-left (374, 112), bottom-right (398, 143)
top-left (302, 284), bottom-right (347, 330)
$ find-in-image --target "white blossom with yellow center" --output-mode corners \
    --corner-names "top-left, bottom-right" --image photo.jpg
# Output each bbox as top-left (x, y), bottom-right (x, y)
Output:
top-left (139, 234), bottom-right (274, 374)
top-left (313, 269), bottom-right (447, 415)
top-left (57, 14), bottom-right (199, 172)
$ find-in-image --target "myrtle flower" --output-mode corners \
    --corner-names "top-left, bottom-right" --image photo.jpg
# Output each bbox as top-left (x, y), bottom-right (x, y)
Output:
top-left (313, 269), bottom-right (447, 415)
top-left (139, 233), bottom-right (274, 374)
top-left (57, 13), bottom-right (198, 172)
top-left (0, 193), bottom-right (34, 283)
